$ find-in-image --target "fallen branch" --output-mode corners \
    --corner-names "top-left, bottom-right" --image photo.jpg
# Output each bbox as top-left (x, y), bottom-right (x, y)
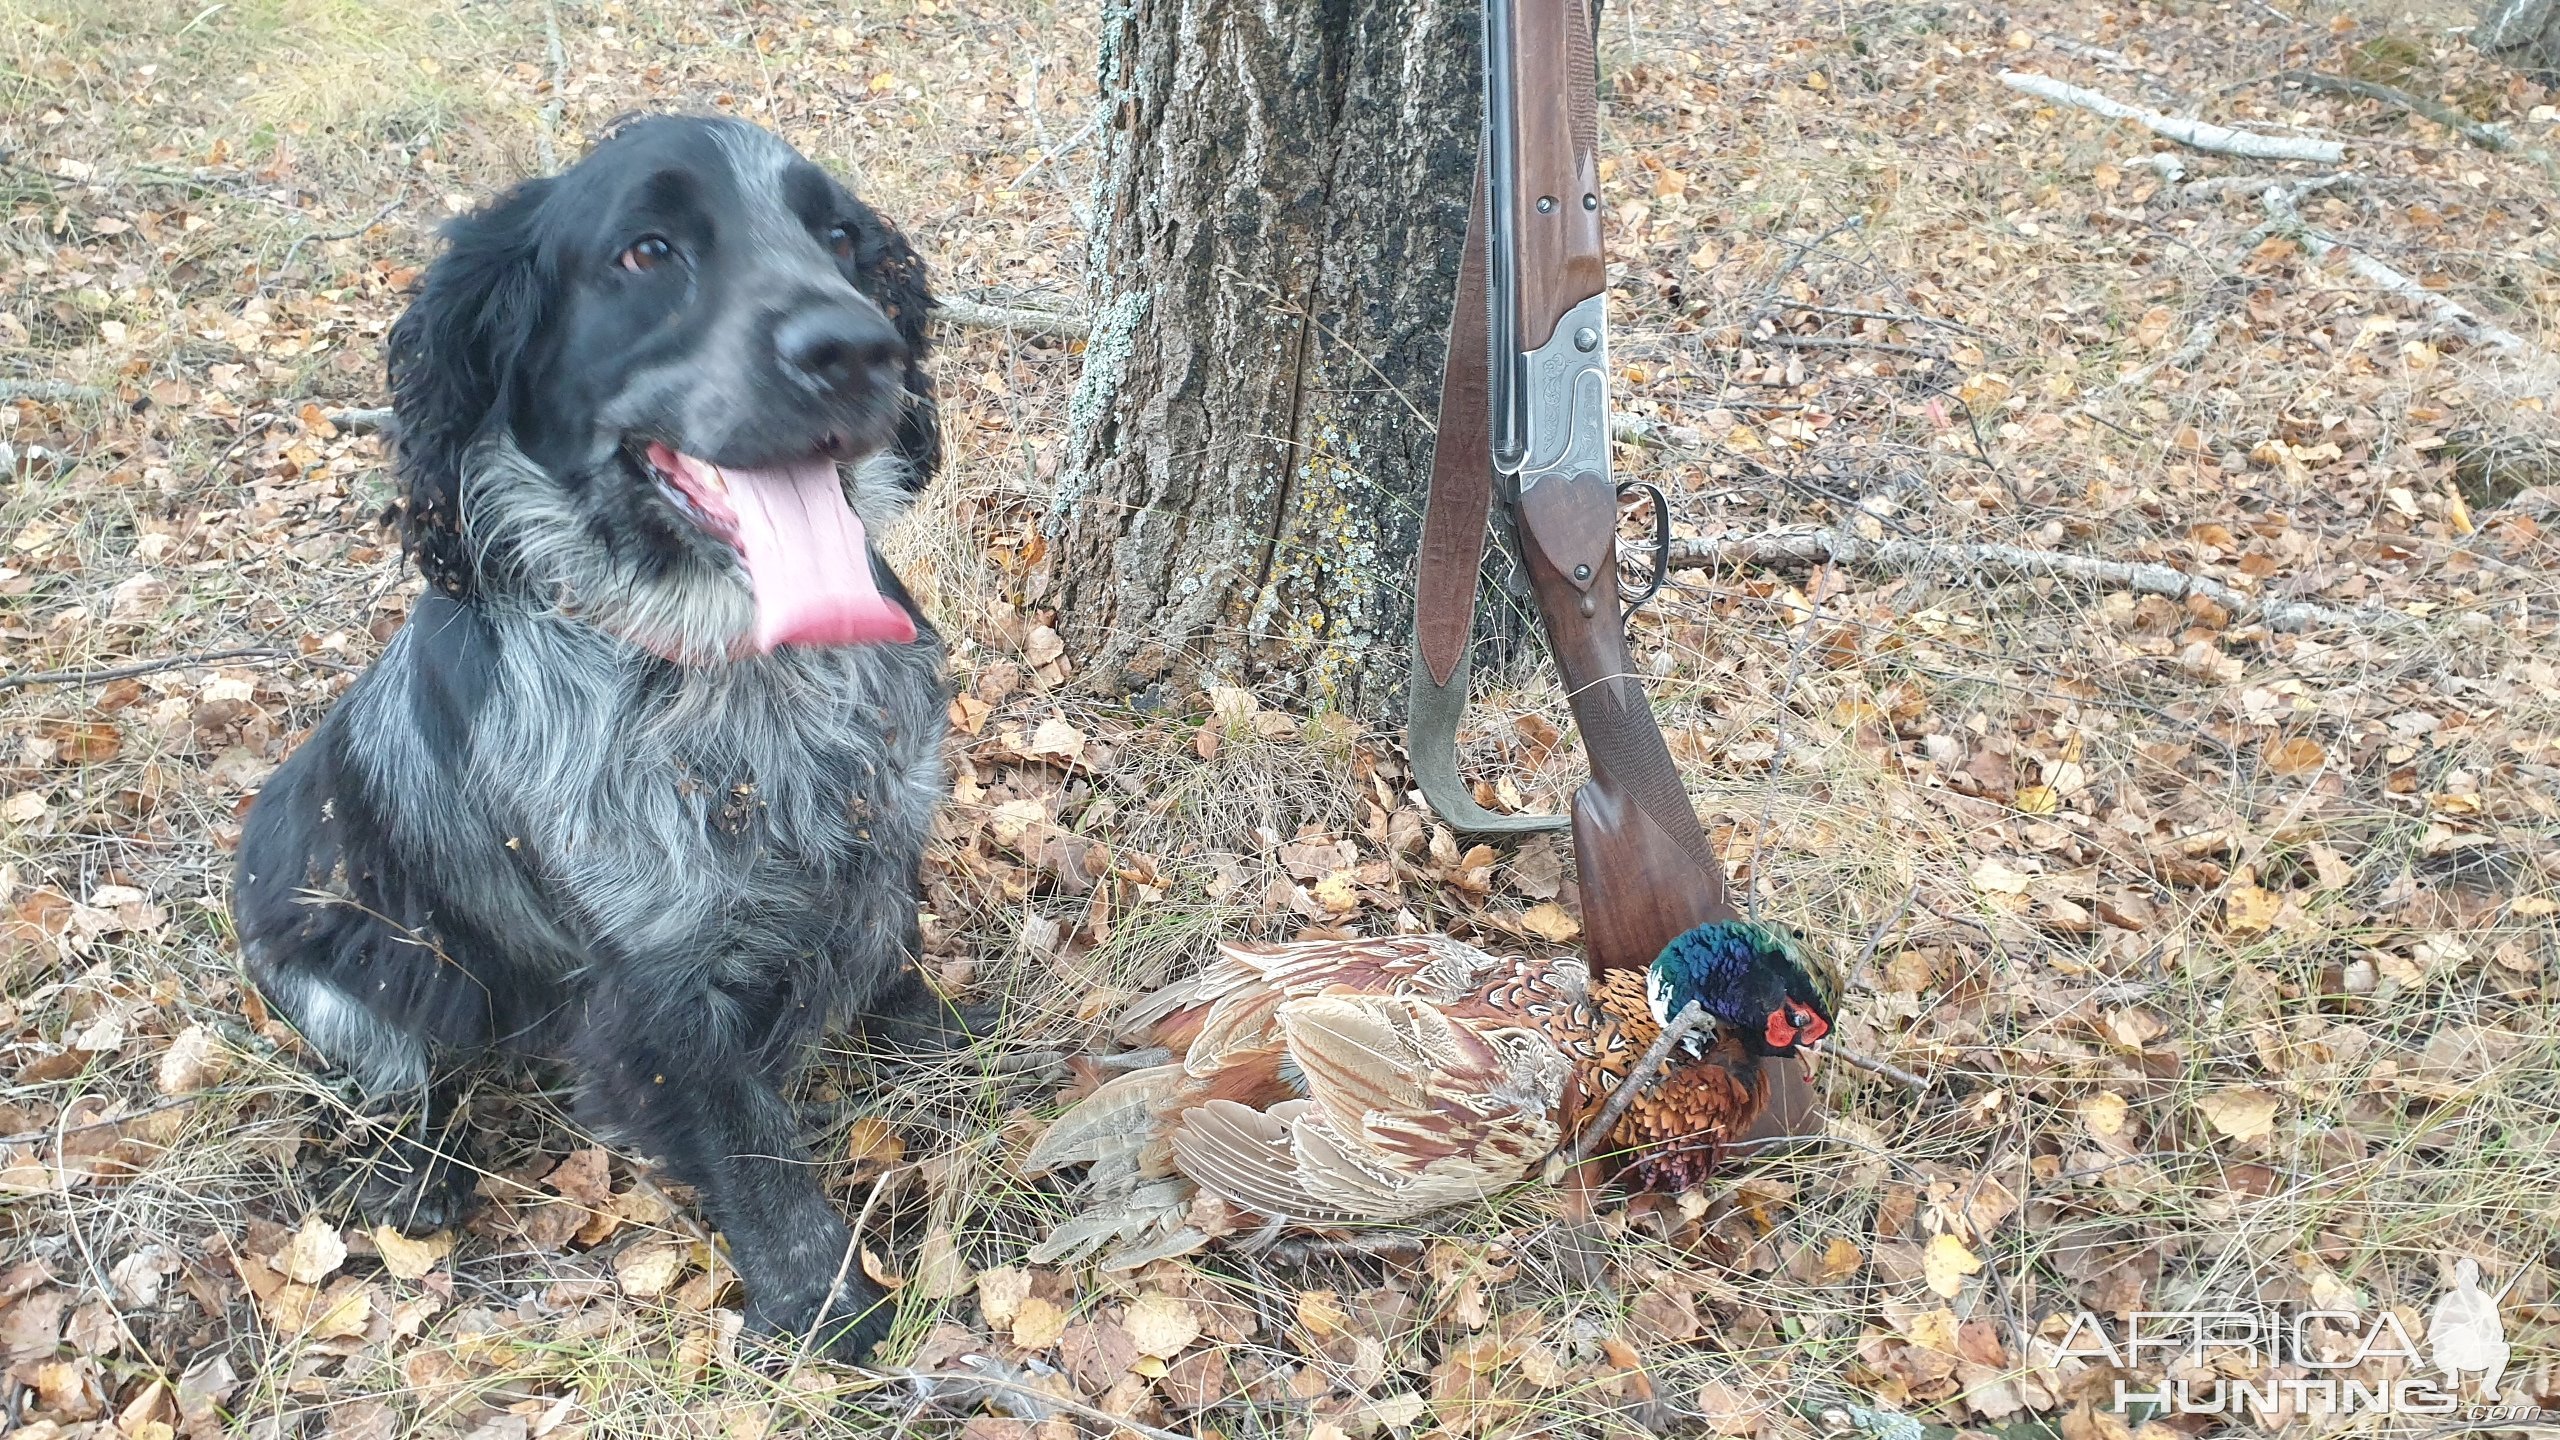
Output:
top-left (1999, 70), bottom-right (2346, 163)
top-left (932, 292), bottom-right (1087, 339)
top-left (256, 199), bottom-right (402, 295)
top-left (1830, 1046), bottom-right (1931, 1093)
top-left (1556, 1001), bottom-right (1710, 1167)
top-left (1611, 413), bottom-right (1705, 448)
top-left (2277, 69), bottom-right (2517, 155)
top-left (2106, 300), bottom-right (2232, 393)
top-left (0, 646), bottom-right (354, 694)
top-left (536, 0), bottom-right (567, 174)
top-left (1780, 301), bottom-right (1981, 335)
top-left (325, 406), bottom-right (399, 436)
top-left (1670, 527), bottom-right (2404, 633)
top-left (1762, 334), bottom-right (1943, 360)
top-left (2180, 170), bottom-right (2368, 200)
top-left (2260, 184), bottom-right (2534, 355)
top-left (0, 380), bottom-right (105, 404)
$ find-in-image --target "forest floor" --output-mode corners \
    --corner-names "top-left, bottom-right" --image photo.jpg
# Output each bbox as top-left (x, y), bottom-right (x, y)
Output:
top-left (5, 0), bottom-right (2560, 1436)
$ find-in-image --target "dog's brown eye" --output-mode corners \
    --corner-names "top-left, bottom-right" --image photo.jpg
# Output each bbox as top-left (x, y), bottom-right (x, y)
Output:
top-left (825, 223), bottom-right (856, 259)
top-left (619, 236), bottom-right (673, 273)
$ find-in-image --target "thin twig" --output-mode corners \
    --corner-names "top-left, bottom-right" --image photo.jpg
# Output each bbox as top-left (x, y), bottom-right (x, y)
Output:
top-left (1671, 526), bottom-right (2407, 634)
top-left (1010, 112), bottom-right (1101, 190)
top-left (0, 647), bottom-right (355, 693)
top-left (1257, 1230), bottom-right (1428, 1263)
top-left (1828, 1046), bottom-right (1931, 1093)
top-left (1778, 301), bottom-right (1981, 335)
top-left (1846, 881), bottom-right (1919, 994)
top-left (1610, 413), bottom-right (1706, 449)
top-left (255, 199), bottom-right (402, 296)
top-left (1739, 214), bottom-right (1866, 337)
top-left (1558, 1001), bottom-right (1709, 1166)
top-left (0, 1094), bottom-right (202, 1149)
top-left (2180, 171), bottom-right (2369, 201)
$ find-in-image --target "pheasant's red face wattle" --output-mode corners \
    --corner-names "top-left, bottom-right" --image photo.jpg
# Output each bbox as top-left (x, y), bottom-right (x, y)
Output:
top-left (1766, 1004), bottom-right (1829, 1051)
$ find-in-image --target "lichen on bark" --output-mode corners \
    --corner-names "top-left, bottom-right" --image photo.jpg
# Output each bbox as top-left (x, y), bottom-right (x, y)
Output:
top-left (1049, 0), bottom-right (1497, 716)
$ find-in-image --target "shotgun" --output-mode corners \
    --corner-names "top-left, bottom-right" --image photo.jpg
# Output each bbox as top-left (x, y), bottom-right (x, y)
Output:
top-left (1408, 0), bottom-right (1815, 1137)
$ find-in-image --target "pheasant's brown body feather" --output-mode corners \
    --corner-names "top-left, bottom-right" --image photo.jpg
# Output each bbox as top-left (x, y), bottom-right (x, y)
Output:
top-left (1023, 934), bottom-right (1791, 1265)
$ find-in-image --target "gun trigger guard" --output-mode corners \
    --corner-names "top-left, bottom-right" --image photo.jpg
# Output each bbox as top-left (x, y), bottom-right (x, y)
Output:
top-left (1618, 480), bottom-right (1670, 618)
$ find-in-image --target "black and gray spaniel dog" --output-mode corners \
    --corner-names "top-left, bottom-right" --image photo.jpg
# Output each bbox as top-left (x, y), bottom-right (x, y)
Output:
top-left (232, 116), bottom-right (962, 1359)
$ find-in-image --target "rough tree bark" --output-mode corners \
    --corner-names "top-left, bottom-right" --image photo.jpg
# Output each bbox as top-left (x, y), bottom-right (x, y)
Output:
top-left (2479, 0), bottom-right (2560, 81)
top-left (1049, 0), bottom-right (1495, 714)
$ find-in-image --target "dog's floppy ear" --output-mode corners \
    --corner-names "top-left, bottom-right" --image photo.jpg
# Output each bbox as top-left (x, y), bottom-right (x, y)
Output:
top-left (841, 200), bottom-right (942, 492)
top-left (386, 179), bottom-right (555, 598)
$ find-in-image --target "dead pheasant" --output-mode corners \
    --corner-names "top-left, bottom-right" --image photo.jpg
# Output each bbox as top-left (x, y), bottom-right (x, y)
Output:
top-left (1022, 920), bottom-right (1837, 1266)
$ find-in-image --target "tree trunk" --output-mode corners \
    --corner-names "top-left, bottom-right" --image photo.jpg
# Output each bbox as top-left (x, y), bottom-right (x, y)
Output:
top-left (2479, 0), bottom-right (2560, 80)
top-left (1050, 0), bottom-right (1495, 715)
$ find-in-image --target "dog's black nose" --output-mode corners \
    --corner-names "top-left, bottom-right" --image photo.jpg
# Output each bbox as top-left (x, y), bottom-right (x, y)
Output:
top-left (776, 306), bottom-right (903, 391)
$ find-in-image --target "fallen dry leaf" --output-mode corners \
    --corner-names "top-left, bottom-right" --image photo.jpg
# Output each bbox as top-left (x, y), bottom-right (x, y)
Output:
top-left (911, 1228), bottom-right (971, 1300)
top-left (371, 1227), bottom-right (452, 1282)
top-left (1011, 1294), bottom-right (1068, 1349)
top-left (1025, 716), bottom-right (1085, 761)
top-left (975, 1265), bottom-right (1031, 1327)
top-left (844, 1117), bottom-right (905, 1172)
top-left (1519, 902), bottom-right (1580, 943)
top-left (1924, 1233), bottom-right (1982, 1299)
top-left (154, 1024), bottom-right (230, 1096)
top-left (1123, 1293), bottom-right (1200, 1359)
top-left (2223, 882), bottom-right (2284, 936)
top-left (273, 1217), bottom-right (348, 1287)
top-left (614, 1242), bottom-right (687, 1299)
top-left (2196, 1087), bottom-right (2279, 1142)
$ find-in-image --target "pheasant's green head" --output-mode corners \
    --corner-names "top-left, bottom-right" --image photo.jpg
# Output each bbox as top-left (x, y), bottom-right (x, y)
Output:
top-left (1645, 920), bottom-right (1840, 1059)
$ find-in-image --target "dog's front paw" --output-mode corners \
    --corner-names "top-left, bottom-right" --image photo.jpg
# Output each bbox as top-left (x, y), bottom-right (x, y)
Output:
top-left (745, 1274), bottom-right (894, 1363)
top-left (345, 1130), bottom-right (481, 1234)
top-left (855, 995), bottom-right (998, 1056)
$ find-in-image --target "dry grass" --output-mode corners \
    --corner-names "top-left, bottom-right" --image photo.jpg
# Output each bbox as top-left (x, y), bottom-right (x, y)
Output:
top-left (5, 0), bottom-right (2559, 1435)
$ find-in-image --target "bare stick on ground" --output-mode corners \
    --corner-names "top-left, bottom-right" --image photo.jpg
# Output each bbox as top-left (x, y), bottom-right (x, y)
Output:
top-left (1557, 1001), bottom-right (1710, 1167)
top-left (2277, 69), bottom-right (2522, 155)
top-left (536, 0), bottom-right (568, 174)
top-left (1998, 70), bottom-right (2347, 162)
top-left (1671, 527), bottom-right (2409, 634)
top-left (932, 292), bottom-right (1088, 339)
top-left (326, 406), bottom-right (400, 436)
top-left (0, 647), bottom-right (355, 693)
top-left (2259, 184), bottom-right (2538, 357)
top-left (0, 380), bottom-right (106, 403)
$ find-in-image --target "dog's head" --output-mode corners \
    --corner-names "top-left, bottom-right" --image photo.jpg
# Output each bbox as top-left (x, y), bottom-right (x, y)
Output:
top-left (387, 115), bottom-right (940, 663)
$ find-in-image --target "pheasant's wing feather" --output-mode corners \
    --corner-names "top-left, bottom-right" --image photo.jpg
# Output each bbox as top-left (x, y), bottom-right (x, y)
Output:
top-left (1279, 994), bottom-right (1566, 1202)
top-left (1167, 1098), bottom-right (1368, 1223)
top-left (1233, 934), bottom-right (1512, 1002)
top-left (1021, 1064), bottom-right (1182, 1177)
top-left (1024, 1177), bottom-right (1200, 1267)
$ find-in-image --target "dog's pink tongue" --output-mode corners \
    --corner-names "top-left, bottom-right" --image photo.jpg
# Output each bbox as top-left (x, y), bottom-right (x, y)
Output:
top-left (689, 453), bottom-right (915, 651)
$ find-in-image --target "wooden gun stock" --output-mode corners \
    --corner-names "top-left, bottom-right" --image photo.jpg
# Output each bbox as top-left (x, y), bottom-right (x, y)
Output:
top-left (1514, 472), bottom-right (1734, 969)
